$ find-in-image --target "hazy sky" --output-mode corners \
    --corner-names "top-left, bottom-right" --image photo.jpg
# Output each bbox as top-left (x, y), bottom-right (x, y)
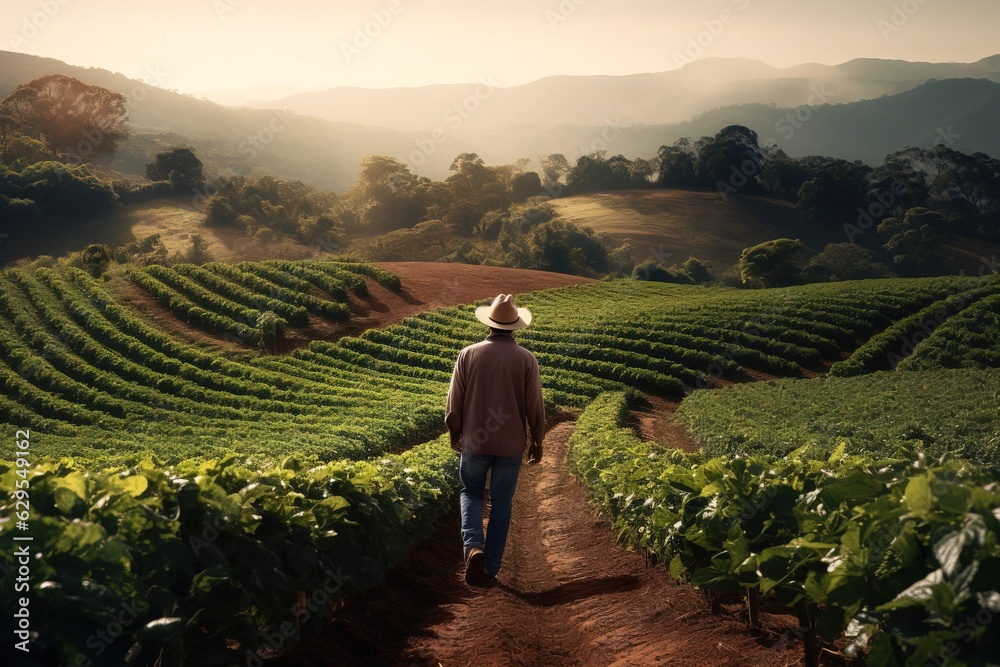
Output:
top-left (3, 0), bottom-right (999, 93)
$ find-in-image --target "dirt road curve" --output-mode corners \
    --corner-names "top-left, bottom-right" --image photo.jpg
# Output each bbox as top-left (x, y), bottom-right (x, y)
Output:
top-left (275, 421), bottom-right (804, 667)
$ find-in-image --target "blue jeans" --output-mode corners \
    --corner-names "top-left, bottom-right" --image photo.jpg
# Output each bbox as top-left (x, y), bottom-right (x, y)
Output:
top-left (460, 453), bottom-right (522, 575)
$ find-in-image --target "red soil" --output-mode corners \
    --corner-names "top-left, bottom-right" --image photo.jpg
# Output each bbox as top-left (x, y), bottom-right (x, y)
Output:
top-left (327, 262), bottom-right (593, 341)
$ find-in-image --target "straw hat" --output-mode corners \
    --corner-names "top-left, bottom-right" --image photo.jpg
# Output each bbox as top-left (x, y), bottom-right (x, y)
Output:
top-left (475, 293), bottom-right (532, 331)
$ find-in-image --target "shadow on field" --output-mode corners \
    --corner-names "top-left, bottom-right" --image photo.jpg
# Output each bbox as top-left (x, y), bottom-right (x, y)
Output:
top-left (500, 575), bottom-right (643, 607)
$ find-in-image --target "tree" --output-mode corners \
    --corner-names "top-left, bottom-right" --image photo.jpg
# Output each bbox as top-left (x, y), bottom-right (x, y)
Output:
top-left (656, 139), bottom-right (696, 187)
top-left (510, 171), bottom-right (542, 202)
top-left (0, 75), bottom-right (128, 162)
top-left (188, 234), bottom-right (209, 264)
top-left (3, 135), bottom-right (49, 166)
top-left (801, 243), bottom-right (892, 282)
top-left (521, 219), bottom-right (608, 275)
top-left (757, 148), bottom-right (809, 200)
top-left (80, 243), bottom-right (112, 276)
top-left (795, 158), bottom-right (872, 220)
top-left (868, 146), bottom-right (1000, 239)
top-left (446, 152), bottom-right (505, 210)
top-left (351, 155), bottom-right (426, 232)
top-left (443, 199), bottom-right (481, 234)
top-left (630, 157), bottom-right (655, 185)
top-left (632, 256), bottom-right (714, 284)
top-left (0, 113), bottom-right (36, 165)
top-left (877, 207), bottom-right (952, 275)
top-left (500, 217), bottom-right (608, 276)
top-left (540, 153), bottom-right (570, 192)
top-left (681, 257), bottom-right (714, 283)
top-left (145, 147), bottom-right (205, 189)
top-left (606, 155), bottom-right (638, 188)
top-left (566, 152), bottom-right (615, 193)
top-left (256, 311), bottom-right (286, 354)
top-left (12, 161), bottom-right (118, 218)
top-left (111, 233), bottom-right (167, 265)
top-left (737, 238), bottom-right (814, 288)
top-left (694, 125), bottom-right (763, 191)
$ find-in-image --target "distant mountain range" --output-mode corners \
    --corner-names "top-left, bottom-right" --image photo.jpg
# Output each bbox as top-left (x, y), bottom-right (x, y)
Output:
top-left (246, 55), bottom-right (1000, 130)
top-left (1, 51), bottom-right (999, 189)
top-left (195, 84), bottom-right (327, 108)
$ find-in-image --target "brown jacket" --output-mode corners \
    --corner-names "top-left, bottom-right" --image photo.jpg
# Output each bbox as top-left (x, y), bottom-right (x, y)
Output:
top-left (445, 331), bottom-right (545, 457)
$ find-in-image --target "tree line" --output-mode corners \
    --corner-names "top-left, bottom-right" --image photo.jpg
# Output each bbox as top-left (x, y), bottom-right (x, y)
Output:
top-left (3, 73), bottom-right (998, 284)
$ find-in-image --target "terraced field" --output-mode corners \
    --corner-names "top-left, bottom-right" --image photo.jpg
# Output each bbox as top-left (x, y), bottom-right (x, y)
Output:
top-left (2, 266), bottom-right (988, 468)
top-left (2, 263), bottom-right (999, 667)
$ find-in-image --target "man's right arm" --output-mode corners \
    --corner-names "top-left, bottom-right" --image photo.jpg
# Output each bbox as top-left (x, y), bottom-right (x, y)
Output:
top-left (445, 352), bottom-right (465, 453)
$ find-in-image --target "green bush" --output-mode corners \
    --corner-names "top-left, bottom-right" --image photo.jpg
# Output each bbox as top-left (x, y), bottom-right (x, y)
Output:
top-left (11, 161), bottom-right (118, 218)
top-left (0, 439), bottom-right (459, 666)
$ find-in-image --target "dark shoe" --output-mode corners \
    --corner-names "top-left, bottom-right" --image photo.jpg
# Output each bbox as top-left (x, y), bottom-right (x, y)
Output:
top-left (464, 548), bottom-right (486, 585)
top-left (478, 571), bottom-right (498, 588)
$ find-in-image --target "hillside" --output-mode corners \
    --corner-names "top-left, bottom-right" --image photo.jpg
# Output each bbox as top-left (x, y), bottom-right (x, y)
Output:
top-left (552, 189), bottom-right (824, 270)
top-left (551, 188), bottom-right (1000, 274)
top-left (495, 78), bottom-right (1000, 169)
top-left (549, 189), bottom-right (826, 270)
top-left (2, 265), bottom-right (985, 466)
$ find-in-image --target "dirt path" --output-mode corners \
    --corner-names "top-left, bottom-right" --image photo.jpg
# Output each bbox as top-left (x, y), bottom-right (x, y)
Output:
top-left (629, 395), bottom-right (701, 454)
top-left (275, 420), bottom-right (804, 667)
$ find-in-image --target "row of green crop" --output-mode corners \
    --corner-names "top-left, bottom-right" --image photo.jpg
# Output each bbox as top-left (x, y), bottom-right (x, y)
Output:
top-left (126, 260), bottom-right (375, 345)
top-left (126, 269), bottom-right (262, 343)
top-left (6, 271), bottom-right (996, 470)
top-left (146, 265), bottom-right (266, 325)
top-left (0, 436), bottom-right (460, 667)
top-left (677, 368), bottom-right (1000, 469)
top-left (315, 260), bottom-right (401, 291)
top-left (62, 267), bottom-right (383, 395)
top-left (262, 260), bottom-right (363, 298)
top-left (235, 260), bottom-right (318, 293)
top-left (11, 270), bottom-right (305, 416)
top-left (262, 261), bottom-right (350, 299)
top-left (568, 392), bottom-right (1000, 667)
top-left (831, 278), bottom-right (1000, 376)
top-left (0, 266), bottom-right (452, 465)
top-left (189, 263), bottom-right (350, 321)
top-left (15, 395), bottom-right (447, 470)
top-left (173, 264), bottom-right (310, 326)
top-left (25, 267), bottom-right (420, 412)
top-left (309, 263), bottom-right (369, 296)
top-left (28, 268), bottom-right (303, 403)
top-left (900, 292), bottom-right (1000, 371)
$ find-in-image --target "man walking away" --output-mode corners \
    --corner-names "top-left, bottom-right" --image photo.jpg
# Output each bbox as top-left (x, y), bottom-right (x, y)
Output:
top-left (446, 293), bottom-right (545, 587)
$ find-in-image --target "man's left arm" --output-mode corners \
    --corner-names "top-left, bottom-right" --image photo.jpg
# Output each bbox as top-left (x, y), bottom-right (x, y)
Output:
top-left (525, 355), bottom-right (545, 462)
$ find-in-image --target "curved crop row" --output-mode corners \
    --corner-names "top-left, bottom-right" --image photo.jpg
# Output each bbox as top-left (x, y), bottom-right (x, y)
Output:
top-left (207, 263), bottom-right (349, 320)
top-left (831, 279), bottom-right (1000, 376)
top-left (568, 392), bottom-right (1000, 667)
top-left (900, 290), bottom-right (1000, 370)
top-left (126, 269), bottom-right (262, 342)
top-left (172, 263), bottom-right (310, 326)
